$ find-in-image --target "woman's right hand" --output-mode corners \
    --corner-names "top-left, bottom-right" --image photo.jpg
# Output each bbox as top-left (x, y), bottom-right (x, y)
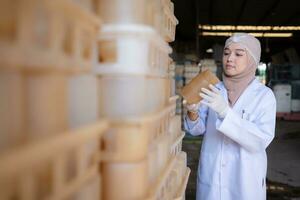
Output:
top-left (183, 100), bottom-right (200, 121)
top-left (186, 103), bottom-right (200, 113)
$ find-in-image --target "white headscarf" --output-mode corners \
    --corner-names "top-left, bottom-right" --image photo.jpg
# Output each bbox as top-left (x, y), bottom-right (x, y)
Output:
top-left (225, 33), bottom-right (261, 65)
top-left (223, 33), bottom-right (261, 106)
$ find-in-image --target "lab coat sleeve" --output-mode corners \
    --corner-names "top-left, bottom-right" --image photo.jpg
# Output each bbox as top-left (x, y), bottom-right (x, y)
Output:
top-left (184, 104), bottom-right (209, 136)
top-left (216, 91), bottom-right (276, 153)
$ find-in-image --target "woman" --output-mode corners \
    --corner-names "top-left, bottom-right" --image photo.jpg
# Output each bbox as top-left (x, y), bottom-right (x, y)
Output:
top-left (184, 33), bottom-right (276, 200)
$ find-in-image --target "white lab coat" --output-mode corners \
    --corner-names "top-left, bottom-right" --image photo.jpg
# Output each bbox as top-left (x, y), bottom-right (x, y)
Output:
top-left (184, 79), bottom-right (276, 200)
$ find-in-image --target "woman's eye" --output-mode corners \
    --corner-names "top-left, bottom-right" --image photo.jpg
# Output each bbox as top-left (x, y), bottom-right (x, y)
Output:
top-left (224, 52), bottom-right (230, 56)
top-left (236, 53), bottom-right (243, 56)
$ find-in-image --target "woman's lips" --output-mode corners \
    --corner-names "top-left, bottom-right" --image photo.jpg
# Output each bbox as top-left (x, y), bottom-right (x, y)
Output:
top-left (225, 64), bottom-right (235, 69)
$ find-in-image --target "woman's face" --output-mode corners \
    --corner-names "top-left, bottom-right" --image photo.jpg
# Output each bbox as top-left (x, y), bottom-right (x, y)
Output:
top-left (222, 43), bottom-right (249, 77)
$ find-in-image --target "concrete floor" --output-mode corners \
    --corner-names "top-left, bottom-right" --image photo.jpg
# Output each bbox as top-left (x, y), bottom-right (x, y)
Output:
top-left (183, 119), bottom-right (300, 200)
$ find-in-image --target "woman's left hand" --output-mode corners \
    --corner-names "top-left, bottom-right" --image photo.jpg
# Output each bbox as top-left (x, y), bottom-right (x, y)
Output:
top-left (199, 84), bottom-right (229, 118)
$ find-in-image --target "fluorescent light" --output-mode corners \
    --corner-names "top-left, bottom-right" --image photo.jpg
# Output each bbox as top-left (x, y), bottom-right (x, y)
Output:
top-left (201, 32), bottom-right (293, 37)
top-left (237, 26), bottom-right (272, 31)
top-left (263, 33), bottom-right (293, 37)
top-left (199, 25), bottom-right (300, 31)
top-left (272, 26), bottom-right (300, 30)
top-left (249, 33), bottom-right (263, 37)
top-left (201, 32), bottom-right (232, 36)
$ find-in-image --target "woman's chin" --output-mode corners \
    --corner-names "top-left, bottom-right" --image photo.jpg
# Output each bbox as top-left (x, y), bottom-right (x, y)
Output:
top-left (224, 70), bottom-right (237, 77)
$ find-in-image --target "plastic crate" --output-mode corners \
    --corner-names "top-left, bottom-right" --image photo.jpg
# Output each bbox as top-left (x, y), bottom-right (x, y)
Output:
top-left (148, 131), bottom-right (183, 188)
top-left (71, 0), bottom-right (97, 12)
top-left (147, 152), bottom-right (190, 200)
top-left (102, 158), bottom-right (149, 200)
top-left (175, 152), bottom-right (188, 183)
top-left (169, 115), bottom-right (183, 144)
top-left (161, 0), bottom-right (174, 13)
top-left (143, 154), bottom-right (177, 200)
top-left (96, 0), bottom-right (161, 34)
top-left (169, 115), bottom-right (183, 142)
top-left (0, 72), bottom-right (69, 152)
top-left (97, 0), bottom-right (150, 24)
top-left (101, 151), bottom-right (189, 200)
top-left (96, 0), bottom-right (178, 42)
top-left (0, 72), bottom-right (25, 152)
top-left (0, 121), bottom-right (108, 200)
top-left (0, 0), bottom-right (100, 73)
top-left (68, 74), bottom-right (99, 129)
top-left (174, 168), bottom-right (191, 200)
top-left (170, 132), bottom-right (185, 157)
top-left (148, 134), bottom-right (172, 186)
top-left (100, 100), bottom-right (179, 199)
top-left (98, 75), bottom-right (172, 119)
top-left (100, 102), bottom-right (176, 163)
top-left (161, 0), bottom-right (178, 42)
top-left (169, 95), bottom-right (178, 116)
top-left (169, 152), bottom-right (190, 200)
top-left (102, 153), bottom-right (186, 200)
top-left (95, 24), bottom-right (172, 77)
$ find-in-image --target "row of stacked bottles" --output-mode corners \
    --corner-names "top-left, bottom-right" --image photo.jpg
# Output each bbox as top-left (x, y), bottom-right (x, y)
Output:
top-left (0, 0), bottom-right (190, 199)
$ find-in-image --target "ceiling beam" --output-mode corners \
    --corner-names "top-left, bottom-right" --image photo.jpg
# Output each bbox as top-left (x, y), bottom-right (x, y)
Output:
top-left (235, 0), bottom-right (247, 25)
top-left (208, 0), bottom-right (215, 24)
top-left (257, 0), bottom-right (281, 25)
top-left (282, 11), bottom-right (300, 25)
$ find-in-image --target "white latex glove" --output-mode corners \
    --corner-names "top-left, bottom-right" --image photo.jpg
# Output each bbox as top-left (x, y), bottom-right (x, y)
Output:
top-left (199, 84), bottom-right (229, 118)
top-left (183, 99), bottom-right (200, 114)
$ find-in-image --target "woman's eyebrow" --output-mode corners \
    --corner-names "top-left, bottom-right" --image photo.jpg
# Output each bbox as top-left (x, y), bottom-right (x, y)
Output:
top-left (224, 48), bottom-right (245, 52)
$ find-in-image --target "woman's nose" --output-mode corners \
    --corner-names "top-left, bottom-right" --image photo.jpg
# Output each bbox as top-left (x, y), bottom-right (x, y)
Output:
top-left (227, 53), bottom-right (234, 62)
